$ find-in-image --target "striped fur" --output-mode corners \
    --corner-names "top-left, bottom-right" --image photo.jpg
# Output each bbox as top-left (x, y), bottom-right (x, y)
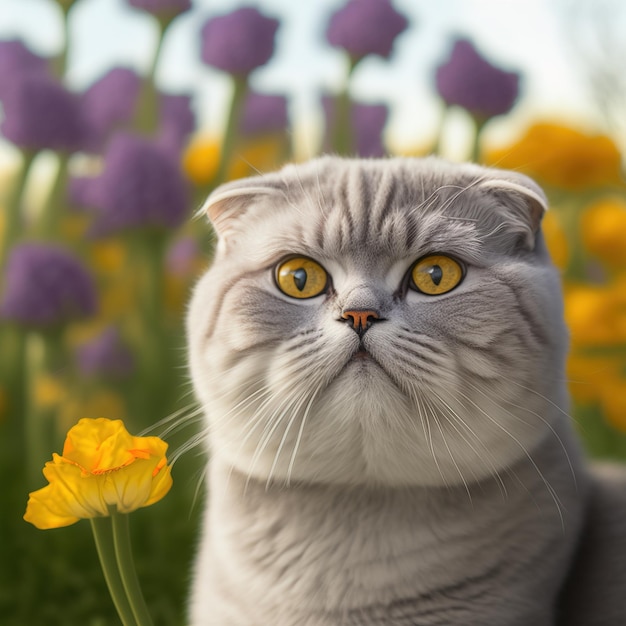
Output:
top-left (186, 157), bottom-right (625, 625)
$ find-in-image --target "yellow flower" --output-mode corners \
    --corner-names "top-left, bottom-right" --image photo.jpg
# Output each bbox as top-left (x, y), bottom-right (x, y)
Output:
top-left (486, 122), bottom-right (624, 190)
top-left (89, 241), bottom-right (127, 275)
top-left (541, 210), bottom-right (569, 269)
top-left (182, 136), bottom-right (221, 185)
top-left (24, 418), bottom-right (172, 529)
top-left (34, 374), bottom-right (66, 409)
top-left (182, 134), bottom-right (287, 186)
top-left (564, 285), bottom-right (621, 346)
top-left (567, 353), bottom-right (620, 405)
top-left (599, 376), bottom-right (626, 432)
top-left (0, 385), bottom-right (7, 422)
top-left (581, 197), bottom-right (626, 267)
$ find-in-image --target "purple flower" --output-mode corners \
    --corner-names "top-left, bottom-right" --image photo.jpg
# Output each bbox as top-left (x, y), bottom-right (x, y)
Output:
top-left (239, 92), bottom-right (288, 137)
top-left (158, 93), bottom-right (195, 157)
top-left (0, 39), bottom-right (49, 99)
top-left (0, 74), bottom-right (88, 152)
top-left (435, 38), bottom-right (520, 119)
top-left (200, 7), bottom-right (280, 75)
top-left (0, 243), bottom-right (97, 328)
top-left (81, 67), bottom-right (142, 153)
top-left (76, 327), bottom-right (135, 379)
top-left (322, 96), bottom-right (388, 157)
top-left (352, 103), bottom-right (388, 157)
top-left (326, 0), bottom-right (408, 61)
top-left (166, 235), bottom-right (200, 277)
top-left (88, 133), bottom-right (189, 236)
top-left (128, 0), bottom-right (191, 19)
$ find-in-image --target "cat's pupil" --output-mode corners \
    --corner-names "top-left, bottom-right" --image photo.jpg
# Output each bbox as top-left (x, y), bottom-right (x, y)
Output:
top-left (293, 268), bottom-right (307, 291)
top-left (429, 265), bottom-right (443, 286)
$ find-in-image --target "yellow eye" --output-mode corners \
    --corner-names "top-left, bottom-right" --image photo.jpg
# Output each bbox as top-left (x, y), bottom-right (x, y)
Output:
top-left (410, 254), bottom-right (464, 296)
top-left (275, 256), bottom-right (328, 299)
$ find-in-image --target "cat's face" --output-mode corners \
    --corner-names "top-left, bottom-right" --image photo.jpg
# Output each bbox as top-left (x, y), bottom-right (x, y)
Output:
top-left (188, 157), bottom-right (568, 488)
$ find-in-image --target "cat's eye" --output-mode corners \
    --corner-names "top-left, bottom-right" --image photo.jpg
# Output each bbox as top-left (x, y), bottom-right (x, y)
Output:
top-left (275, 256), bottom-right (329, 299)
top-left (410, 254), bottom-right (464, 296)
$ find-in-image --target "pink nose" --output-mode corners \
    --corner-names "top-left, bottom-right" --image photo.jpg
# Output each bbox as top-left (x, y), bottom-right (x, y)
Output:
top-left (341, 309), bottom-right (380, 335)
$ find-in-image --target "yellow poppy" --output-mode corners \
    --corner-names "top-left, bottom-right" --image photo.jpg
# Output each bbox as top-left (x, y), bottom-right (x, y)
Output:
top-left (24, 418), bottom-right (172, 529)
top-left (581, 197), bottom-right (626, 267)
top-left (564, 285), bottom-right (621, 346)
top-left (599, 376), bottom-right (626, 433)
top-left (183, 135), bottom-right (221, 185)
top-left (486, 122), bottom-right (624, 190)
top-left (541, 210), bottom-right (569, 269)
top-left (567, 353), bottom-right (620, 405)
top-left (182, 134), bottom-right (287, 186)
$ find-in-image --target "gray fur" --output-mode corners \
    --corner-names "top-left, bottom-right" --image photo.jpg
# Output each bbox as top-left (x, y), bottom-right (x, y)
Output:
top-left (186, 156), bottom-right (626, 625)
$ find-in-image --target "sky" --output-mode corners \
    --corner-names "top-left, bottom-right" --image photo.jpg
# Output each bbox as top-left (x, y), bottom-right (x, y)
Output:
top-left (0, 0), bottom-right (620, 158)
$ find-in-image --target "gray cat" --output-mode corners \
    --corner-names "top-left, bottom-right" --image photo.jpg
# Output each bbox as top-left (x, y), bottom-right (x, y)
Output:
top-left (186, 156), bottom-right (626, 626)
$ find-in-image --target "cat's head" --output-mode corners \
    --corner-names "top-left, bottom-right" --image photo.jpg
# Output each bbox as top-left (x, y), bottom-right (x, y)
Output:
top-left (187, 156), bottom-right (568, 488)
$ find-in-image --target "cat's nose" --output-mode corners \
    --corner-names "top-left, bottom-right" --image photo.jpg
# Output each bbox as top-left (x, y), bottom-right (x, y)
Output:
top-left (341, 309), bottom-right (380, 337)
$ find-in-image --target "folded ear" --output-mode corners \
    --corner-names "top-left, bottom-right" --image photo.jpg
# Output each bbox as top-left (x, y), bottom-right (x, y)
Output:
top-left (199, 177), bottom-right (285, 248)
top-left (477, 169), bottom-right (548, 249)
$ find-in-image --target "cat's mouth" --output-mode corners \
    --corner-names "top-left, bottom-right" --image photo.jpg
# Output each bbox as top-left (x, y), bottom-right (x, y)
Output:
top-left (351, 347), bottom-right (370, 360)
top-left (342, 341), bottom-right (406, 393)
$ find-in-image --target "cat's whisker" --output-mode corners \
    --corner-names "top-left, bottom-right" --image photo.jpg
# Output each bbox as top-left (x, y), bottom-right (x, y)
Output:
top-left (498, 373), bottom-right (578, 423)
top-left (453, 387), bottom-right (566, 529)
top-left (430, 401), bottom-right (473, 505)
top-left (169, 426), bottom-right (211, 466)
top-left (138, 402), bottom-right (202, 437)
top-left (407, 384), bottom-right (449, 488)
top-left (265, 384), bottom-right (316, 489)
top-left (465, 378), bottom-right (579, 493)
top-left (286, 382), bottom-right (324, 486)
top-left (429, 390), bottom-right (508, 499)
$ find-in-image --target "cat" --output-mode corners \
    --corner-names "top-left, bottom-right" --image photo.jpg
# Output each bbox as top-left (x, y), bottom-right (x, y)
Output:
top-left (186, 156), bottom-right (626, 625)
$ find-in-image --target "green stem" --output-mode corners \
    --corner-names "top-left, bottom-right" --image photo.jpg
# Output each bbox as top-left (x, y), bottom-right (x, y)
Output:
top-left (133, 17), bottom-right (171, 134)
top-left (111, 510), bottom-right (154, 626)
top-left (90, 516), bottom-right (138, 626)
top-left (53, 3), bottom-right (72, 77)
top-left (214, 76), bottom-right (249, 186)
top-left (561, 198), bottom-right (589, 282)
top-left (1, 149), bottom-right (36, 270)
top-left (37, 152), bottom-right (70, 240)
top-left (24, 331), bottom-right (66, 487)
top-left (469, 114), bottom-right (488, 163)
top-left (332, 56), bottom-right (361, 156)
top-left (430, 106), bottom-right (448, 157)
top-left (131, 232), bottom-right (169, 414)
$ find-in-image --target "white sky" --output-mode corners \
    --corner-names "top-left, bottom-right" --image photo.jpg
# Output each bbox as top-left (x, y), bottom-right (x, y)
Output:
top-left (0, 0), bottom-right (614, 157)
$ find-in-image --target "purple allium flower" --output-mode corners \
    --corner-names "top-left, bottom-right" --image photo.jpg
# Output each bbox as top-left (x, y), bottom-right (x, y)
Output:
top-left (239, 91), bottom-right (288, 137)
top-left (200, 7), bottom-right (280, 75)
top-left (0, 74), bottom-right (88, 152)
top-left (322, 96), bottom-right (388, 157)
top-left (76, 326), bottom-right (135, 379)
top-left (128, 0), bottom-right (191, 19)
top-left (158, 93), bottom-right (195, 157)
top-left (352, 103), bottom-right (388, 157)
top-left (166, 235), bottom-right (200, 277)
top-left (0, 243), bottom-right (97, 328)
top-left (88, 133), bottom-right (189, 236)
top-left (326, 0), bottom-right (408, 61)
top-left (435, 38), bottom-right (520, 119)
top-left (0, 39), bottom-right (49, 99)
top-left (67, 176), bottom-right (95, 209)
top-left (81, 67), bottom-right (142, 153)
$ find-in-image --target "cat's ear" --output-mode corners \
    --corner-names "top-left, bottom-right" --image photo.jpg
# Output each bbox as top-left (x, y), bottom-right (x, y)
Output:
top-left (477, 170), bottom-right (548, 249)
top-left (199, 178), bottom-right (284, 248)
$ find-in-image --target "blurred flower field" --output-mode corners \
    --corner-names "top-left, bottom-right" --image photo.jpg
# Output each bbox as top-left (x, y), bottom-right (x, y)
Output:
top-left (1, 0), bottom-right (626, 624)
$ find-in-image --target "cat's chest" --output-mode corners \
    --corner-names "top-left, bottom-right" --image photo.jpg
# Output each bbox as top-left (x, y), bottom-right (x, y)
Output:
top-left (202, 460), bottom-right (580, 625)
